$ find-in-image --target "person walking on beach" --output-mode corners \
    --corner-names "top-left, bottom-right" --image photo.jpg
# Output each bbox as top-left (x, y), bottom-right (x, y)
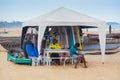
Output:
top-left (70, 43), bottom-right (87, 68)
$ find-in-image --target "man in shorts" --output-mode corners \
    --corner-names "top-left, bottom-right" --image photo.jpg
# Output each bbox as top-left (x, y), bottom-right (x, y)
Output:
top-left (70, 43), bottom-right (87, 68)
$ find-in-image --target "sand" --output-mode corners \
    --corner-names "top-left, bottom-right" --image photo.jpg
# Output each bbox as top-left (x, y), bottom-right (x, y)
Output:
top-left (0, 28), bottom-right (22, 37)
top-left (0, 28), bottom-right (120, 80)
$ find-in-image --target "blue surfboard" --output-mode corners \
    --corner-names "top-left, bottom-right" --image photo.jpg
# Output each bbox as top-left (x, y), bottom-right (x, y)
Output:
top-left (25, 44), bottom-right (39, 57)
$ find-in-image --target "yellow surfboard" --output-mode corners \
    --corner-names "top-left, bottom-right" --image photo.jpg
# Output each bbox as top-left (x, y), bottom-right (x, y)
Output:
top-left (73, 26), bottom-right (82, 50)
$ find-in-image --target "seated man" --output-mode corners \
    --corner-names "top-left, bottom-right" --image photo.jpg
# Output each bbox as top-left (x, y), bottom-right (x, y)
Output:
top-left (70, 43), bottom-right (87, 68)
top-left (49, 38), bottom-right (61, 65)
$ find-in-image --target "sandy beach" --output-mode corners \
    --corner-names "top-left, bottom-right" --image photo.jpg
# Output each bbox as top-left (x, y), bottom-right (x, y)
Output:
top-left (0, 28), bottom-right (22, 37)
top-left (0, 28), bottom-right (120, 80)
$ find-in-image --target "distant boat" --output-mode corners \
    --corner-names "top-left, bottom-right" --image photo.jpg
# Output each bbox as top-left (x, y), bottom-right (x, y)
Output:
top-left (2, 31), bottom-right (8, 34)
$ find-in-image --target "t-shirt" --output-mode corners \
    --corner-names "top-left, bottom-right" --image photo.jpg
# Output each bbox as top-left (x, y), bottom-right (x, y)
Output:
top-left (49, 43), bottom-right (61, 49)
top-left (70, 46), bottom-right (76, 56)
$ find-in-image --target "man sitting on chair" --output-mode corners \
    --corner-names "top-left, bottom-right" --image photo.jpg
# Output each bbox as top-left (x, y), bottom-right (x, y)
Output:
top-left (70, 43), bottom-right (87, 68)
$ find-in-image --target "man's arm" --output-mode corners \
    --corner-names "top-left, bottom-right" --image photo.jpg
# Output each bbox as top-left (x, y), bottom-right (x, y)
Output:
top-left (75, 50), bottom-right (81, 55)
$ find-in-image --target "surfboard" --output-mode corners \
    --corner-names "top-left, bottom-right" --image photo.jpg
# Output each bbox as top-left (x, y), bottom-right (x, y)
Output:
top-left (59, 26), bottom-right (68, 49)
top-left (73, 26), bottom-right (82, 50)
top-left (59, 26), bottom-right (69, 62)
top-left (66, 26), bottom-right (74, 48)
top-left (63, 26), bottom-right (69, 48)
top-left (26, 44), bottom-right (39, 57)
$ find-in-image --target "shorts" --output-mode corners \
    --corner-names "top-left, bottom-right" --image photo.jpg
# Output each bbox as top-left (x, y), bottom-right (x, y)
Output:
top-left (72, 54), bottom-right (82, 58)
top-left (80, 51), bottom-right (86, 55)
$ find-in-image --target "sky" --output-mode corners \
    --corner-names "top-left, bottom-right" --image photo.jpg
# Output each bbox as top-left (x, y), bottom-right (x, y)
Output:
top-left (0, 0), bottom-right (120, 22)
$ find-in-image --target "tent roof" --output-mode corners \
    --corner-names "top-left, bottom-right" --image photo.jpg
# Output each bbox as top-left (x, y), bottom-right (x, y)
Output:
top-left (23, 7), bottom-right (106, 27)
top-left (22, 7), bottom-right (107, 63)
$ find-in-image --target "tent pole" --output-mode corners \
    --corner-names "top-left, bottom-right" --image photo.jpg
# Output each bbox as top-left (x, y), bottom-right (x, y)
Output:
top-left (98, 24), bottom-right (106, 64)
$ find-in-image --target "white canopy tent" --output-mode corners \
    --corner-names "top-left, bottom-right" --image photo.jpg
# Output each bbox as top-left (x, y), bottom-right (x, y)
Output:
top-left (22, 7), bottom-right (107, 63)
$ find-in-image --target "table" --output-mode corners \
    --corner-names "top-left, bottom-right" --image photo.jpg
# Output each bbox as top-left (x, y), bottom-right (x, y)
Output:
top-left (43, 49), bottom-right (70, 66)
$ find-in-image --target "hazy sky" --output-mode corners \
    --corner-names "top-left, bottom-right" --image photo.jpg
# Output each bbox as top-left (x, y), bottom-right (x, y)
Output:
top-left (0, 0), bottom-right (120, 22)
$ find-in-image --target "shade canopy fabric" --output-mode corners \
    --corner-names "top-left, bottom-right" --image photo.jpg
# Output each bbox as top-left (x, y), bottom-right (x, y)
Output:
top-left (22, 7), bottom-right (106, 63)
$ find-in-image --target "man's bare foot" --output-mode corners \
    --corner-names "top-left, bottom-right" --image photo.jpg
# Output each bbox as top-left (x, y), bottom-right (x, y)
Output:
top-left (75, 65), bottom-right (77, 69)
top-left (84, 66), bottom-right (87, 68)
